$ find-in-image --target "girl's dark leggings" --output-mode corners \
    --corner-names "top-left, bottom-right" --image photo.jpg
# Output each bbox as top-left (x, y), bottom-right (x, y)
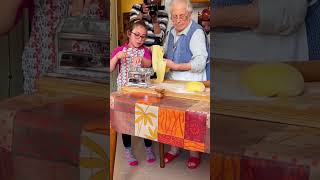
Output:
top-left (122, 134), bottom-right (152, 148)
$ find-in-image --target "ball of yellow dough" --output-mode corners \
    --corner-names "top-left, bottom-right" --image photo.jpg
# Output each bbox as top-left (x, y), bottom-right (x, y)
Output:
top-left (185, 82), bottom-right (205, 92)
top-left (241, 63), bottom-right (304, 97)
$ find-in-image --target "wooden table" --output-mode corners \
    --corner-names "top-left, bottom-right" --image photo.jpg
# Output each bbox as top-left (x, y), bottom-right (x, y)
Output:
top-left (110, 90), bottom-right (210, 180)
top-left (211, 60), bottom-right (320, 180)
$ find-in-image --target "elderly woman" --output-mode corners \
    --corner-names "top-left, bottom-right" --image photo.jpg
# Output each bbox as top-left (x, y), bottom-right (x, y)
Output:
top-left (163, 0), bottom-right (209, 169)
top-left (212, 0), bottom-right (311, 61)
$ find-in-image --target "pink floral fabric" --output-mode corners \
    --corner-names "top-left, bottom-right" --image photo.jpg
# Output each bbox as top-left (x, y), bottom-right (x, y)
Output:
top-left (22, 0), bottom-right (106, 94)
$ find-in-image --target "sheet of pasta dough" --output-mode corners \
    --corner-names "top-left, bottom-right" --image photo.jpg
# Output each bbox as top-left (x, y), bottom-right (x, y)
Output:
top-left (152, 45), bottom-right (166, 83)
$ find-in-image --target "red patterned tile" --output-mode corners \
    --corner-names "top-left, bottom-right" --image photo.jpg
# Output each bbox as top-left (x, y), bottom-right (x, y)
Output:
top-left (184, 111), bottom-right (206, 143)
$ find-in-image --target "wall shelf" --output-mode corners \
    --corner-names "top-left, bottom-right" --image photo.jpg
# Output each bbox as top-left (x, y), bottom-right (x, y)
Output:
top-left (191, 0), bottom-right (210, 8)
top-left (191, 0), bottom-right (209, 2)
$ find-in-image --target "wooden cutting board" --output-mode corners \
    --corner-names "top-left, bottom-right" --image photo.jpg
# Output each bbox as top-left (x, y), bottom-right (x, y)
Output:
top-left (214, 82), bottom-right (320, 128)
top-left (213, 60), bottom-right (320, 128)
top-left (121, 80), bottom-right (210, 102)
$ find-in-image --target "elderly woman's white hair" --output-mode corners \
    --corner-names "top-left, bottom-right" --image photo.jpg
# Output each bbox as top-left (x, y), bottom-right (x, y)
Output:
top-left (169, 0), bottom-right (193, 13)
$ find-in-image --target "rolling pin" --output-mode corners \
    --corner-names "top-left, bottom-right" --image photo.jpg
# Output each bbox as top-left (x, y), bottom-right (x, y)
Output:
top-left (163, 79), bottom-right (210, 88)
top-left (286, 61), bottom-right (320, 82)
top-left (203, 80), bottom-right (210, 88)
top-left (121, 86), bottom-right (164, 98)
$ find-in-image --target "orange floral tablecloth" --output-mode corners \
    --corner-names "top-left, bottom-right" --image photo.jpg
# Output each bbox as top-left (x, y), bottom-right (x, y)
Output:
top-left (110, 92), bottom-right (210, 153)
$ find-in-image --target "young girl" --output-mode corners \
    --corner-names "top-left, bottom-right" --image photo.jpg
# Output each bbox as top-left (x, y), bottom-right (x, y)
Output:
top-left (110, 20), bottom-right (155, 166)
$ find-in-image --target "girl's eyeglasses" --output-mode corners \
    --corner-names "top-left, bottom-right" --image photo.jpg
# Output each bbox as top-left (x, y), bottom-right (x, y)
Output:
top-left (131, 32), bottom-right (147, 40)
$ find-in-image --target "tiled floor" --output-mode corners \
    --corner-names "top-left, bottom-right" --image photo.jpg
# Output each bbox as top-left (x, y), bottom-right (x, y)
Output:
top-left (113, 133), bottom-right (210, 180)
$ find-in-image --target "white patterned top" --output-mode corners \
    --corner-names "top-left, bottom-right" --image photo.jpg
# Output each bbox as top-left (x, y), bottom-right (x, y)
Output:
top-left (110, 44), bottom-right (152, 91)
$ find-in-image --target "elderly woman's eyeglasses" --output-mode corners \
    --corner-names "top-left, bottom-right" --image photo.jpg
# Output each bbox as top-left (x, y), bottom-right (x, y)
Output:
top-left (131, 32), bottom-right (147, 40)
top-left (171, 14), bottom-right (189, 21)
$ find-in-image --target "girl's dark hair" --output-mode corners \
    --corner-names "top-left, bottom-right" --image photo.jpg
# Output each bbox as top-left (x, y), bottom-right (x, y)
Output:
top-left (126, 20), bottom-right (148, 33)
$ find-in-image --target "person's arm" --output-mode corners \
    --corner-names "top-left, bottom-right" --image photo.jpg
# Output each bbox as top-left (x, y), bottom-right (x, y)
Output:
top-left (165, 29), bottom-right (208, 72)
top-left (110, 55), bottom-right (119, 73)
top-left (213, 0), bottom-right (309, 35)
top-left (129, 4), bottom-right (143, 22)
top-left (162, 30), bottom-right (169, 55)
top-left (0, 0), bottom-right (23, 35)
top-left (153, 11), bottom-right (169, 41)
top-left (141, 47), bottom-right (152, 68)
top-left (212, 3), bottom-right (259, 29)
top-left (152, 18), bottom-right (161, 35)
top-left (255, 0), bottom-right (308, 35)
top-left (165, 59), bottom-right (191, 71)
top-left (141, 57), bottom-right (152, 67)
top-left (188, 29), bottom-right (208, 72)
top-left (110, 48), bottom-right (126, 72)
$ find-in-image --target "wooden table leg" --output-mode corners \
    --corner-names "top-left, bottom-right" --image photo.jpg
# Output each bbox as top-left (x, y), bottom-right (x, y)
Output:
top-left (110, 127), bottom-right (117, 180)
top-left (159, 143), bottom-right (165, 168)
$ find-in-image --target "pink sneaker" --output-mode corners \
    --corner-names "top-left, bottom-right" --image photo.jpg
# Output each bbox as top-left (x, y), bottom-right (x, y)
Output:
top-left (145, 147), bottom-right (156, 164)
top-left (124, 147), bottom-right (138, 166)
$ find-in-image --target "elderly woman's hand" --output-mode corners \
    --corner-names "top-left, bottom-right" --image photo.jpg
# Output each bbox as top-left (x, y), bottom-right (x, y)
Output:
top-left (164, 58), bottom-right (176, 70)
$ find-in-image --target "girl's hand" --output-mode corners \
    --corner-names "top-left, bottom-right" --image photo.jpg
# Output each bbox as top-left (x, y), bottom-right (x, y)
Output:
top-left (116, 51), bottom-right (127, 60)
top-left (132, 56), bottom-right (143, 65)
top-left (148, 46), bottom-right (153, 53)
